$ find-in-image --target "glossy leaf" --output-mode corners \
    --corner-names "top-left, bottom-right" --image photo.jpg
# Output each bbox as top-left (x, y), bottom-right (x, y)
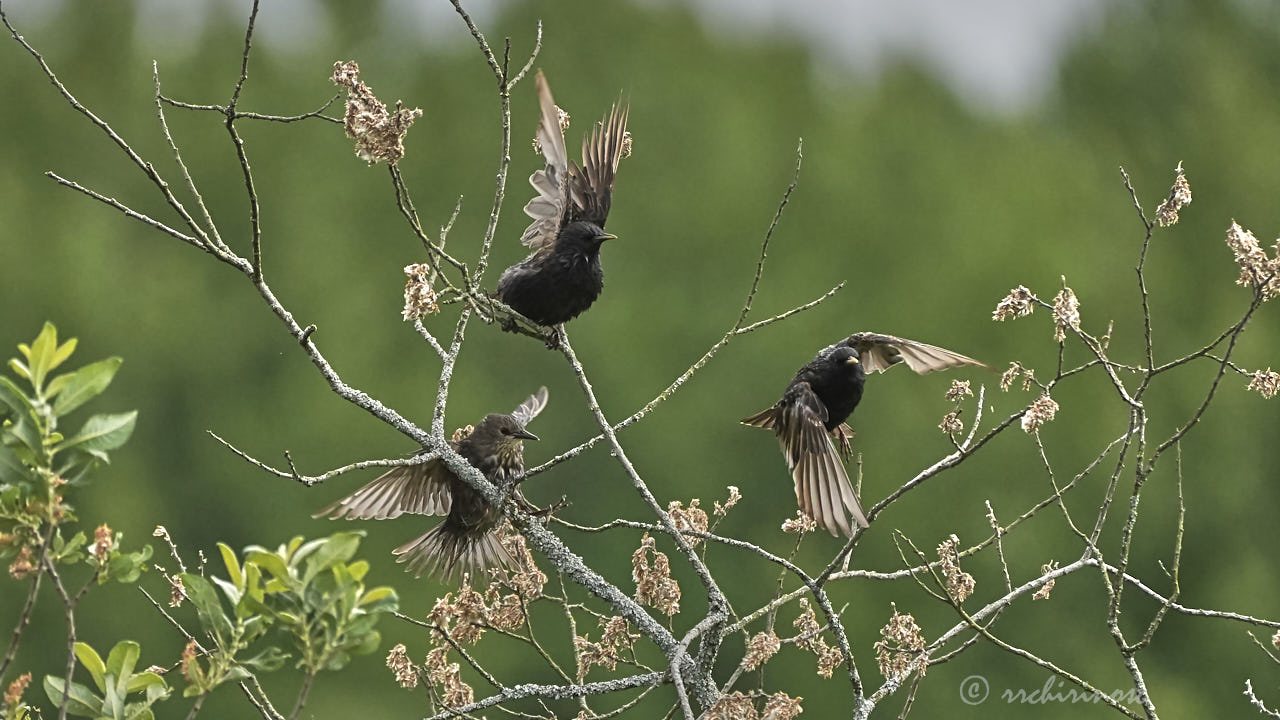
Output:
top-left (42, 676), bottom-right (102, 717)
top-left (217, 542), bottom-right (243, 588)
top-left (301, 531), bottom-right (362, 586)
top-left (57, 411), bottom-right (137, 453)
top-left (74, 642), bottom-right (108, 694)
top-left (50, 357), bottom-right (122, 416)
top-left (180, 573), bottom-right (233, 646)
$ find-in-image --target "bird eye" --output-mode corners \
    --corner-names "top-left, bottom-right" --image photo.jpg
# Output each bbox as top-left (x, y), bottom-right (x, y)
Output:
top-left (501, 427), bottom-right (511, 435)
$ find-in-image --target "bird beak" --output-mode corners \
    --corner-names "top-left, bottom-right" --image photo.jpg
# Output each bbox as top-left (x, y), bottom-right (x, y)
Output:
top-left (514, 428), bottom-right (539, 441)
top-left (845, 356), bottom-right (860, 365)
top-left (595, 232), bottom-right (617, 242)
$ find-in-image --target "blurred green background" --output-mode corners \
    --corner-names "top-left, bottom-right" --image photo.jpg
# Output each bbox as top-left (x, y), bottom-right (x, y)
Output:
top-left (2, 0), bottom-right (1279, 717)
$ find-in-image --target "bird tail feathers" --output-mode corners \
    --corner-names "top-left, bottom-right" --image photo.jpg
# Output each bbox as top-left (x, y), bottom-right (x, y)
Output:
top-left (393, 523), bottom-right (512, 581)
top-left (740, 408), bottom-right (778, 429)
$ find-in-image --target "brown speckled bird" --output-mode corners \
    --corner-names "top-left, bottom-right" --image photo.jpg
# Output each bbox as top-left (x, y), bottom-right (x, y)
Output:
top-left (743, 333), bottom-right (985, 536)
top-left (315, 388), bottom-right (548, 579)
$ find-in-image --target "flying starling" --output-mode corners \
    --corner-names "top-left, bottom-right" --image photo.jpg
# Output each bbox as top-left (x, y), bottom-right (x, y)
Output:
top-left (314, 387), bottom-right (549, 579)
top-left (742, 333), bottom-right (985, 536)
top-left (495, 71), bottom-right (629, 327)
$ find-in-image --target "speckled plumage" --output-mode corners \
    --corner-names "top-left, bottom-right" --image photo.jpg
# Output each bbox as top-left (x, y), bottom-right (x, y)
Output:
top-left (315, 388), bottom-right (549, 580)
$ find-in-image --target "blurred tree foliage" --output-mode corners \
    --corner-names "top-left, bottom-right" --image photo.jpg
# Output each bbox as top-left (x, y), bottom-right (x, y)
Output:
top-left (1, 0), bottom-right (1278, 717)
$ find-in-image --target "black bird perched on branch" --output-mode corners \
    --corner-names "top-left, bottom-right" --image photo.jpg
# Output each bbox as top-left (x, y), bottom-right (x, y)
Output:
top-left (314, 387), bottom-right (549, 579)
top-left (742, 333), bottom-right (986, 536)
top-left (495, 70), bottom-right (629, 327)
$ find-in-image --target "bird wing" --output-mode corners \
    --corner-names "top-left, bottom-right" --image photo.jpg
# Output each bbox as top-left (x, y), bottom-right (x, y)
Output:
top-left (566, 99), bottom-right (628, 228)
top-left (774, 382), bottom-right (868, 535)
top-left (512, 386), bottom-right (550, 427)
top-left (520, 71), bottom-right (572, 251)
top-left (313, 456), bottom-right (453, 521)
top-left (843, 332), bottom-right (987, 375)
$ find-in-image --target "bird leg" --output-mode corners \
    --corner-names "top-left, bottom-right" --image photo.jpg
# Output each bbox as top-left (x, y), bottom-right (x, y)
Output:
top-left (831, 423), bottom-right (855, 460)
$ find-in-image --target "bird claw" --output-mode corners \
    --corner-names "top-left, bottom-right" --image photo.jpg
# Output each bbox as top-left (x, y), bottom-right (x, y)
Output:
top-left (832, 423), bottom-right (855, 460)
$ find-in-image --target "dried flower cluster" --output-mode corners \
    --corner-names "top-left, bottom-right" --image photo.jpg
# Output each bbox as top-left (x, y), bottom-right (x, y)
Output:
top-left (491, 526), bottom-right (547, 600)
top-left (423, 646), bottom-right (474, 708)
top-left (944, 379), bottom-right (973, 402)
top-left (1272, 629), bottom-right (1280, 650)
top-left (1247, 368), bottom-right (1280, 399)
top-left (1021, 393), bottom-right (1059, 433)
top-left (3, 673), bottom-right (31, 706)
top-left (1224, 221), bottom-right (1280, 299)
top-left (668, 498), bottom-right (709, 546)
top-left (7, 546), bottom-right (33, 580)
top-left (938, 411), bottom-right (964, 435)
top-left (632, 533), bottom-right (681, 615)
top-left (1051, 283), bottom-right (1081, 342)
top-left (706, 691), bottom-right (803, 720)
top-left (792, 598), bottom-right (843, 678)
top-left (743, 630), bottom-right (782, 671)
top-left (781, 510), bottom-right (817, 535)
top-left (937, 534), bottom-right (975, 603)
top-left (1033, 561), bottom-right (1059, 601)
top-left (92, 523), bottom-right (113, 562)
top-left (714, 485), bottom-right (742, 517)
top-left (166, 572), bottom-right (186, 608)
top-left (574, 616), bottom-right (638, 676)
top-left (179, 640), bottom-right (199, 686)
top-left (998, 363), bottom-right (1023, 392)
top-left (331, 60), bottom-right (422, 165)
top-left (402, 263), bottom-right (439, 320)
top-left (385, 643), bottom-right (418, 689)
top-left (992, 286), bottom-right (1036, 321)
top-left (873, 604), bottom-right (927, 679)
top-left (532, 105), bottom-right (571, 153)
top-left (1155, 163), bottom-right (1192, 227)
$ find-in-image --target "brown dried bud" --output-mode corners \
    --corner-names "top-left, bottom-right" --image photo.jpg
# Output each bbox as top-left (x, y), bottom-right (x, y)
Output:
top-left (332, 60), bottom-right (422, 165)
top-left (1051, 283), bottom-right (1080, 342)
top-left (386, 643), bottom-right (418, 689)
top-left (1154, 163), bottom-right (1192, 227)
top-left (993, 286), bottom-right (1035, 321)
top-left (4, 673), bottom-right (31, 707)
top-left (402, 263), bottom-right (439, 320)
top-left (939, 411), bottom-right (964, 435)
top-left (1032, 561), bottom-right (1059, 600)
top-left (937, 534), bottom-right (975, 603)
top-left (743, 631), bottom-right (781, 671)
top-left (632, 533), bottom-right (681, 616)
top-left (1247, 368), bottom-right (1280, 399)
top-left (1021, 393), bottom-right (1059, 433)
top-left (873, 604), bottom-right (927, 679)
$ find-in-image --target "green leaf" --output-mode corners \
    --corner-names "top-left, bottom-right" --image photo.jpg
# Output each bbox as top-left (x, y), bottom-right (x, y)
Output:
top-left (124, 708), bottom-right (154, 720)
top-left (302, 532), bottom-right (363, 586)
top-left (49, 336), bottom-right (79, 375)
top-left (217, 542), bottom-right (243, 588)
top-left (244, 550), bottom-right (291, 590)
top-left (240, 646), bottom-right (288, 673)
top-left (0, 442), bottom-right (28, 482)
top-left (106, 641), bottom-right (140, 709)
top-left (57, 411), bottom-right (137, 454)
top-left (7, 414), bottom-right (43, 455)
top-left (74, 642), bottom-right (108, 694)
top-left (26, 322), bottom-right (60, 392)
top-left (124, 672), bottom-right (166, 694)
top-left (348, 629), bottom-right (381, 656)
top-left (357, 586), bottom-right (398, 613)
top-left (212, 575), bottom-right (242, 606)
top-left (346, 560), bottom-right (369, 582)
top-left (42, 676), bottom-right (102, 717)
top-left (50, 358), bottom-right (122, 416)
top-left (8, 357), bottom-right (30, 381)
top-left (180, 574), bottom-right (234, 646)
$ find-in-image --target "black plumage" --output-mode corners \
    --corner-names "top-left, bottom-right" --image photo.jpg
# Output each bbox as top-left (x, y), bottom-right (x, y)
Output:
top-left (315, 388), bottom-right (548, 579)
top-left (743, 333), bottom-right (986, 536)
top-left (495, 70), bottom-right (628, 327)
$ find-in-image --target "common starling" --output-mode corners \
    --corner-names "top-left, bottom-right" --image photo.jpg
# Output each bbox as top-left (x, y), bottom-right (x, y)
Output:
top-left (314, 387), bottom-right (549, 579)
top-left (495, 71), bottom-right (629, 327)
top-left (742, 333), bottom-right (985, 536)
